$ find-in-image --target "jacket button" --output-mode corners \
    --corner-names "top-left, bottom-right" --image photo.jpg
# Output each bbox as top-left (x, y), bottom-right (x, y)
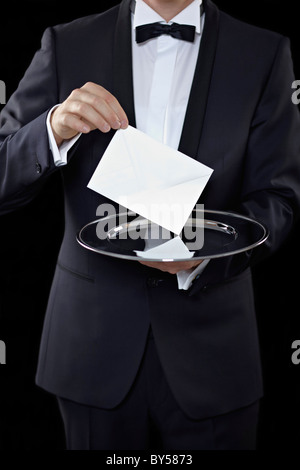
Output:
top-left (147, 278), bottom-right (163, 287)
top-left (35, 162), bottom-right (42, 174)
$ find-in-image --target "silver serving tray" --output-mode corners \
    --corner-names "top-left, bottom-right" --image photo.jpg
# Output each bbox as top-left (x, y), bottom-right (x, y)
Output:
top-left (77, 209), bottom-right (268, 262)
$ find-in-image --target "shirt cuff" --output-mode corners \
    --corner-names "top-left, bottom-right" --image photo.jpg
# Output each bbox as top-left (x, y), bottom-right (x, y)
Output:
top-left (46, 105), bottom-right (82, 166)
top-left (176, 259), bottom-right (210, 290)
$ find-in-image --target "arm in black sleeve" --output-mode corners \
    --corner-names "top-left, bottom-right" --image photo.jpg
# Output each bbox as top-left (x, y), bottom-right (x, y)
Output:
top-left (190, 36), bottom-right (300, 296)
top-left (0, 27), bottom-right (61, 214)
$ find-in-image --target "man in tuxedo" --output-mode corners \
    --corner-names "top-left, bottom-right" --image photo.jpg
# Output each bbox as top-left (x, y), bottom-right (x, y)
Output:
top-left (1, 0), bottom-right (300, 450)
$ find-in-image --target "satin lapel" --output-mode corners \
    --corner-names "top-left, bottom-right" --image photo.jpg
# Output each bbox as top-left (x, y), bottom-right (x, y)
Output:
top-left (113, 0), bottom-right (136, 127)
top-left (178, 0), bottom-right (220, 158)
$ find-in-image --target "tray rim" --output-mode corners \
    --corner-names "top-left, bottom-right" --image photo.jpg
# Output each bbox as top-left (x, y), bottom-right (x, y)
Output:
top-left (76, 209), bottom-right (269, 262)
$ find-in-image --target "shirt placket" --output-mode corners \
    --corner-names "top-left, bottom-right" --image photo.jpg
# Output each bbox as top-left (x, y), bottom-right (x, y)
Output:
top-left (145, 34), bottom-right (178, 145)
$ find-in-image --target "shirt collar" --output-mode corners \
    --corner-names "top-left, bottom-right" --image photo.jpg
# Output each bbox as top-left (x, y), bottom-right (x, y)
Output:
top-left (133, 0), bottom-right (202, 34)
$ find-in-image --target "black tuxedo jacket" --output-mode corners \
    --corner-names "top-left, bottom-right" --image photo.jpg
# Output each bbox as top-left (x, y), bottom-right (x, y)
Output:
top-left (1, 0), bottom-right (300, 419)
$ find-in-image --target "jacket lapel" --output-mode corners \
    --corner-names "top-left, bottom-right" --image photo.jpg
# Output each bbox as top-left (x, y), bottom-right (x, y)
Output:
top-left (112, 0), bottom-right (220, 153)
top-left (178, 0), bottom-right (220, 158)
top-left (113, 0), bottom-right (136, 128)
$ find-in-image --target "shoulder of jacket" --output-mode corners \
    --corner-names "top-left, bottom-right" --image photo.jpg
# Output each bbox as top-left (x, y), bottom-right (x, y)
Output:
top-left (51, 4), bottom-right (120, 37)
top-left (218, 9), bottom-right (285, 46)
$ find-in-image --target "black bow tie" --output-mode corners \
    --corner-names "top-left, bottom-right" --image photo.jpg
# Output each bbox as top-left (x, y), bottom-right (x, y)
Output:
top-left (135, 22), bottom-right (196, 44)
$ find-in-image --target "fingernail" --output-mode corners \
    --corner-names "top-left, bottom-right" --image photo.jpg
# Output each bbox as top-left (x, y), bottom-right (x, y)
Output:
top-left (114, 120), bottom-right (121, 129)
top-left (103, 123), bottom-right (111, 132)
top-left (121, 120), bottom-right (128, 129)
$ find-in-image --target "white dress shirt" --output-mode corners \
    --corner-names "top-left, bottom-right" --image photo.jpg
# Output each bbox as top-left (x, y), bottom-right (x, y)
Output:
top-left (47, 0), bottom-right (209, 289)
top-left (132, 0), bottom-right (202, 149)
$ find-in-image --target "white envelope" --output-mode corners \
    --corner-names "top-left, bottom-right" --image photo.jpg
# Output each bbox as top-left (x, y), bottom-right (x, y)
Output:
top-left (135, 236), bottom-right (194, 261)
top-left (87, 126), bottom-right (213, 235)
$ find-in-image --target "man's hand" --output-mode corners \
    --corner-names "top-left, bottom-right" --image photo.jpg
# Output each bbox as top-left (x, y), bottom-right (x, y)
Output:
top-left (50, 82), bottom-right (128, 146)
top-left (139, 259), bottom-right (203, 275)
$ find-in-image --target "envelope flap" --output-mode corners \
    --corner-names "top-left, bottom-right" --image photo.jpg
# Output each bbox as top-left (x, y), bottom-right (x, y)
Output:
top-left (87, 126), bottom-right (213, 235)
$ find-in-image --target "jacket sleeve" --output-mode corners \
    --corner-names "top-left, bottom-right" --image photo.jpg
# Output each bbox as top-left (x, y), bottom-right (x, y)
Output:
top-left (190, 36), bottom-right (300, 296)
top-left (0, 27), bottom-right (61, 215)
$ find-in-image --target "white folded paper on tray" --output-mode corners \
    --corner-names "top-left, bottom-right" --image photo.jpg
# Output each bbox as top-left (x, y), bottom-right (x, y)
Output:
top-left (87, 126), bottom-right (213, 235)
top-left (135, 236), bottom-right (194, 261)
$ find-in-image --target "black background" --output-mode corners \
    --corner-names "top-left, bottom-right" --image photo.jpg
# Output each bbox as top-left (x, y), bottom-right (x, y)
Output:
top-left (0, 0), bottom-right (299, 450)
